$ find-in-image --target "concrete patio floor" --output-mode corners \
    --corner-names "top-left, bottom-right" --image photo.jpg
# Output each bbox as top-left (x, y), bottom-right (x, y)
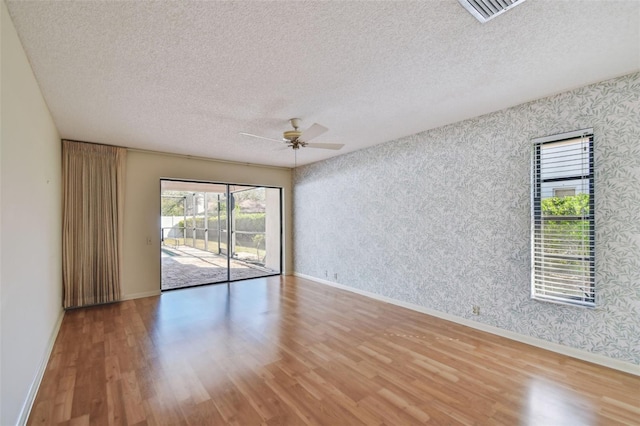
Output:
top-left (161, 245), bottom-right (277, 290)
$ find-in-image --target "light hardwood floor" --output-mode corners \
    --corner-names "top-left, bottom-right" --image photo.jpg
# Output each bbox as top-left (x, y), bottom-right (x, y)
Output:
top-left (29, 276), bottom-right (639, 425)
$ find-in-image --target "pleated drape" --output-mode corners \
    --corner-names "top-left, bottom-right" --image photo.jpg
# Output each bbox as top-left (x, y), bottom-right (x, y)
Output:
top-left (62, 140), bottom-right (126, 308)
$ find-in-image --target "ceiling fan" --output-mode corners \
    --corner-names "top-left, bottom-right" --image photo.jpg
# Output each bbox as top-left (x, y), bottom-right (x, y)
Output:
top-left (240, 118), bottom-right (344, 150)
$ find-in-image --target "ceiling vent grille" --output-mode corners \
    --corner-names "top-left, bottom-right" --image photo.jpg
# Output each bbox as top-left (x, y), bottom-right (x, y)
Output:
top-left (458, 0), bottom-right (527, 23)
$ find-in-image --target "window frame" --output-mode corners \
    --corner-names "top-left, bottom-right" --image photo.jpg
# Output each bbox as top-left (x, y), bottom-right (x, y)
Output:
top-left (531, 128), bottom-right (595, 307)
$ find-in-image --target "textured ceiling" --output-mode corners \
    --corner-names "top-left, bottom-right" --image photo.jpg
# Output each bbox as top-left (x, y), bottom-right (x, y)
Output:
top-left (6, 0), bottom-right (640, 168)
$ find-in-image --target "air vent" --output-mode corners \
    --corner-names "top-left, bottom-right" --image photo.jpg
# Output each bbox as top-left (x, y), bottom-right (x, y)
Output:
top-left (458, 0), bottom-right (527, 23)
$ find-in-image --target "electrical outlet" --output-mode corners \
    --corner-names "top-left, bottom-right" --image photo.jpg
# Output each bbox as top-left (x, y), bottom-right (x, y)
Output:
top-left (472, 306), bottom-right (480, 315)
top-left (334, 273), bottom-right (338, 280)
top-left (325, 270), bottom-right (328, 277)
top-left (146, 237), bottom-right (152, 245)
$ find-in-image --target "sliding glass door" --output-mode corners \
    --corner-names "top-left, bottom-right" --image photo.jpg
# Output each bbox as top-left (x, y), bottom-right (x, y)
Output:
top-left (228, 186), bottom-right (282, 281)
top-left (160, 180), bottom-right (281, 290)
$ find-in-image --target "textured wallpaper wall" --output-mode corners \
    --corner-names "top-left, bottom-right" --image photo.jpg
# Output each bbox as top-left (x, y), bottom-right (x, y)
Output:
top-left (294, 72), bottom-right (640, 365)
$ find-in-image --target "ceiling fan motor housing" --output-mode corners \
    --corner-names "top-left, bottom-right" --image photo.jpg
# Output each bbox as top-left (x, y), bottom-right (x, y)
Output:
top-left (283, 130), bottom-right (302, 141)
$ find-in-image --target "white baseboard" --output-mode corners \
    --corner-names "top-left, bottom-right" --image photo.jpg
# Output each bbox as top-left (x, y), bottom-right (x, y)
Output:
top-left (294, 272), bottom-right (639, 377)
top-left (120, 289), bottom-right (161, 301)
top-left (17, 288), bottom-right (164, 424)
top-left (18, 309), bottom-right (65, 425)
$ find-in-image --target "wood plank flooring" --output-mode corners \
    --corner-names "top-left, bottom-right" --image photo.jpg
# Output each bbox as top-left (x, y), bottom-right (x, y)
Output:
top-left (28, 276), bottom-right (640, 425)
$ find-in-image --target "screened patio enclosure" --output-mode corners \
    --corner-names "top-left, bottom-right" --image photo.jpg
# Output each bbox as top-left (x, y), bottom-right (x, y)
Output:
top-left (160, 180), bottom-right (282, 290)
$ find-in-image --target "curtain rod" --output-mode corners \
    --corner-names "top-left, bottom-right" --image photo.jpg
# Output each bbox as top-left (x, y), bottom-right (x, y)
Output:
top-left (61, 139), bottom-right (291, 171)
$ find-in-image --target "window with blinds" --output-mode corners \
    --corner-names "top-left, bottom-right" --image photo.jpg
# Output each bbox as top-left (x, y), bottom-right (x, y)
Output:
top-left (532, 129), bottom-right (594, 307)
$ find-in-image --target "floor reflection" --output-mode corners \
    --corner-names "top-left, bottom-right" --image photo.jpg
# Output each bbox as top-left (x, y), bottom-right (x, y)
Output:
top-left (524, 377), bottom-right (595, 426)
top-left (148, 278), bottom-right (286, 379)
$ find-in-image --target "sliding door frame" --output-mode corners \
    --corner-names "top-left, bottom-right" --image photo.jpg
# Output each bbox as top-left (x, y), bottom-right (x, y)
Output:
top-left (160, 178), bottom-right (283, 290)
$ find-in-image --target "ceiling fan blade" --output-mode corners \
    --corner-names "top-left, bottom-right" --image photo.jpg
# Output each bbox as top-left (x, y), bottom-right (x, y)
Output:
top-left (299, 123), bottom-right (328, 141)
top-left (305, 143), bottom-right (344, 150)
top-left (239, 132), bottom-right (283, 143)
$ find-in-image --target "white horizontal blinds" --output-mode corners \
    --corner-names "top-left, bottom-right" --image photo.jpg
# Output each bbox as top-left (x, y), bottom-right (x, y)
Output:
top-left (532, 131), bottom-right (595, 307)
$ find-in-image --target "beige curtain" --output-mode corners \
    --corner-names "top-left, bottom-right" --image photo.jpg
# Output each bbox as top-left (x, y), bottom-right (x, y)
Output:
top-left (62, 140), bottom-right (126, 308)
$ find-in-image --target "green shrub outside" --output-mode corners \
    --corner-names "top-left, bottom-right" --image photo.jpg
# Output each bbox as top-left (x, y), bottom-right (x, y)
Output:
top-left (172, 213), bottom-right (265, 247)
top-left (540, 193), bottom-right (590, 258)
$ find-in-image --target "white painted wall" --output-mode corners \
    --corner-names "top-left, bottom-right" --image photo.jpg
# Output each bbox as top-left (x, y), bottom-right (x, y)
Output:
top-left (1, 3), bottom-right (63, 424)
top-left (122, 151), bottom-right (292, 299)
